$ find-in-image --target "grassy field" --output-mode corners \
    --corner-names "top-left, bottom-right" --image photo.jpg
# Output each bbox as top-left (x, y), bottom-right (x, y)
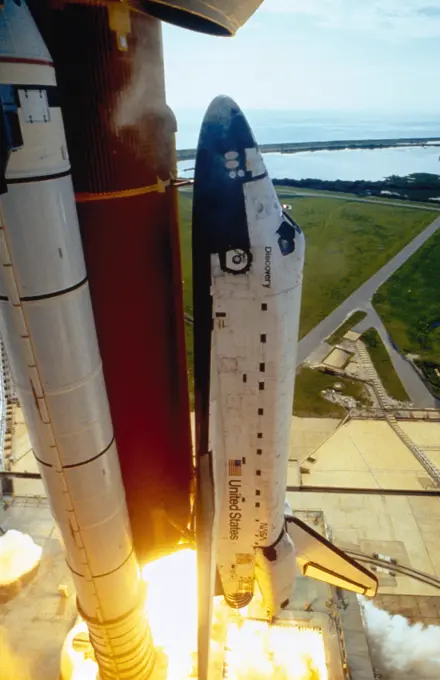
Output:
top-left (361, 328), bottom-right (410, 402)
top-left (414, 359), bottom-right (440, 399)
top-left (327, 310), bottom-right (367, 345)
top-left (275, 186), bottom-right (440, 209)
top-left (373, 229), bottom-right (440, 364)
top-left (293, 366), bottom-right (371, 417)
top-left (179, 189), bottom-right (434, 340)
top-left (279, 195), bottom-right (434, 337)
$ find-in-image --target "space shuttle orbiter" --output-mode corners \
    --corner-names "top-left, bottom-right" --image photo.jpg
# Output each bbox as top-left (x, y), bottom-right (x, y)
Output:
top-left (192, 96), bottom-right (377, 674)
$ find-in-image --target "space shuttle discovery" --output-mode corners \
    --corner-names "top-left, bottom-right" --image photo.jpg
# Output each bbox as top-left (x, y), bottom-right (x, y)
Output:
top-left (192, 97), bottom-right (377, 633)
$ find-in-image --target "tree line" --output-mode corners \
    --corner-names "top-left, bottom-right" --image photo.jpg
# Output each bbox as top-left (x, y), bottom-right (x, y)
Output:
top-left (273, 173), bottom-right (440, 203)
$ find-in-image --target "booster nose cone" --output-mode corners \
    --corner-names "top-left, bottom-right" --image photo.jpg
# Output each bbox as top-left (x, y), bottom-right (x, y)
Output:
top-left (0, 0), bottom-right (51, 62)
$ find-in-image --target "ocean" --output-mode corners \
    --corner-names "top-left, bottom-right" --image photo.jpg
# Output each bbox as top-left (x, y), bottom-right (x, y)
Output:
top-left (175, 110), bottom-right (440, 182)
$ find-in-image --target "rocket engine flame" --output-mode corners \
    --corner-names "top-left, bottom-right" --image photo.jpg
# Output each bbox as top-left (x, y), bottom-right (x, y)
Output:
top-left (224, 619), bottom-right (327, 680)
top-left (142, 548), bottom-right (198, 680)
top-left (62, 548), bottom-right (328, 680)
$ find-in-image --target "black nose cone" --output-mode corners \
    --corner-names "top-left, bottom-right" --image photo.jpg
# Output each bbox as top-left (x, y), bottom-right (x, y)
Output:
top-left (198, 96), bottom-right (256, 157)
top-left (193, 96), bottom-right (258, 258)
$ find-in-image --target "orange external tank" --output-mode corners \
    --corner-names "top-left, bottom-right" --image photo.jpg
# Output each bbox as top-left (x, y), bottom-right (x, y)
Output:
top-left (29, 0), bottom-right (193, 561)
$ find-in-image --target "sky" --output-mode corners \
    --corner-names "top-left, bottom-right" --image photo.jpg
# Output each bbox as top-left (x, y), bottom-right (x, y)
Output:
top-left (162, 0), bottom-right (440, 113)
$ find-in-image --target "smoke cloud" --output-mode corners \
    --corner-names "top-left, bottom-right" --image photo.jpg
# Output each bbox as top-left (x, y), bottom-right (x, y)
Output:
top-left (0, 530), bottom-right (42, 586)
top-left (362, 600), bottom-right (440, 679)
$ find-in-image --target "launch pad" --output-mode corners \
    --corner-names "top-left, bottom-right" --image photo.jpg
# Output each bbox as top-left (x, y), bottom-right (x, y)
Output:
top-left (5, 404), bottom-right (440, 680)
top-left (0, 490), bottom-right (373, 680)
top-left (3, 396), bottom-right (440, 679)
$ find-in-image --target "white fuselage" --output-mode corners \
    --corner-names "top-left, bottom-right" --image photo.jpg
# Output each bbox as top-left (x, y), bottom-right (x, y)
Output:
top-left (210, 164), bottom-right (305, 612)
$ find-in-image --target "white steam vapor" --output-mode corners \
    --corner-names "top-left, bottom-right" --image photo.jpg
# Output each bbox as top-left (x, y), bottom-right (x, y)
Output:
top-left (362, 600), bottom-right (440, 680)
top-left (114, 27), bottom-right (165, 132)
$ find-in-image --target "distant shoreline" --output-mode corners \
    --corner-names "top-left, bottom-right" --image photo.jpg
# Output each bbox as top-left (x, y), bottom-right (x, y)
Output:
top-left (177, 136), bottom-right (440, 161)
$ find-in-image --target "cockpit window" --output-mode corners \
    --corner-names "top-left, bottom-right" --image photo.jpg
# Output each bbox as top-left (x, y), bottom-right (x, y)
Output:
top-left (276, 217), bottom-right (296, 256)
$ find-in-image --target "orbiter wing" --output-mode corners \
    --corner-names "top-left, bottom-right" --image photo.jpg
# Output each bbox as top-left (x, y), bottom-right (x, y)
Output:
top-left (286, 515), bottom-right (378, 598)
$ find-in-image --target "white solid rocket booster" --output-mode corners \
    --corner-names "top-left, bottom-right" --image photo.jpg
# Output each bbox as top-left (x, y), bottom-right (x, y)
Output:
top-left (0, 3), bottom-right (154, 678)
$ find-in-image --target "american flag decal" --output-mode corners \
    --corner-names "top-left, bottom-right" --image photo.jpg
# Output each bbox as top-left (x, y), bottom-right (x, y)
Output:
top-left (238, 577), bottom-right (254, 593)
top-left (228, 459), bottom-right (242, 477)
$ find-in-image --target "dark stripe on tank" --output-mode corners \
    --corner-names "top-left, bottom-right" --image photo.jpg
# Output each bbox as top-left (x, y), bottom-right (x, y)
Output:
top-left (63, 436), bottom-right (115, 469)
top-left (0, 57), bottom-right (54, 68)
top-left (7, 169), bottom-right (71, 185)
top-left (20, 275), bottom-right (87, 302)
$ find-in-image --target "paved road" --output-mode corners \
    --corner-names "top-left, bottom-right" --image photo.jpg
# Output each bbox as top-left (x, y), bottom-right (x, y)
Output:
top-left (352, 307), bottom-right (440, 408)
top-left (287, 192), bottom-right (440, 212)
top-left (297, 215), bottom-right (440, 368)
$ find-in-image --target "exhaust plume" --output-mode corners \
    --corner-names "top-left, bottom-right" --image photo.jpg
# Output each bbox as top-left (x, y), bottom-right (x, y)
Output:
top-left (362, 600), bottom-right (440, 679)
